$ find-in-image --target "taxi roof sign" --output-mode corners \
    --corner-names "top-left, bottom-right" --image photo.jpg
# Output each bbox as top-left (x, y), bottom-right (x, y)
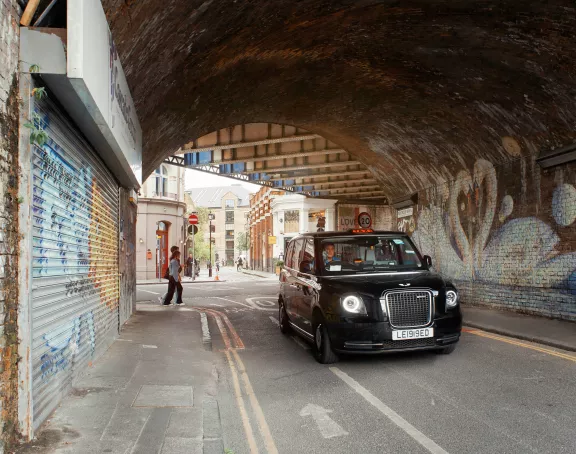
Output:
top-left (350, 228), bottom-right (374, 234)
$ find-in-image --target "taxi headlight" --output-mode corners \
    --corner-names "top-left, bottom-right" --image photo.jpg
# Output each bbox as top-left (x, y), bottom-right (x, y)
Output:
top-left (342, 295), bottom-right (367, 315)
top-left (446, 290), bottom-right (458, 308)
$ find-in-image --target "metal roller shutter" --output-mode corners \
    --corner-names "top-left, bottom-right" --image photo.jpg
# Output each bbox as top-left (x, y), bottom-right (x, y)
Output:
top-left (30, 94), bottom-right (120, 430)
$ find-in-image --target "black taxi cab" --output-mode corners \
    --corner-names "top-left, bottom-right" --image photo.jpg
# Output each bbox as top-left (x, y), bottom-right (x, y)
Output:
top-left (278, 229), bottom-right (462, 363)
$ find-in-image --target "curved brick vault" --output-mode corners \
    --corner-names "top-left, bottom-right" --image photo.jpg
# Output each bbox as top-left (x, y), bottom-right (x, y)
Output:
top-left (102, 0), bottom-right (576, 200)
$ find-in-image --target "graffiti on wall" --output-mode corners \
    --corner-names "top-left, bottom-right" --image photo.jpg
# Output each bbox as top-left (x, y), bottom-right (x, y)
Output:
top-left (31, 108), bottom-right (119, 385)
top-left (412, 159), bottom-right (576, 297)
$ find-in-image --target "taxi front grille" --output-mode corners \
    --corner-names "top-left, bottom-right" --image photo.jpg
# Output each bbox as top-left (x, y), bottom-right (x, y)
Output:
top-left (381, 338), bottom-right (436, 349)
top-left (384, 290), bottom-right (432, 329)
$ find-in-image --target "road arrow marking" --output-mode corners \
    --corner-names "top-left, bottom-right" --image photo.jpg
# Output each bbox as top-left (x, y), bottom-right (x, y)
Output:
top-left (299, 404), bottom-right (348, 439)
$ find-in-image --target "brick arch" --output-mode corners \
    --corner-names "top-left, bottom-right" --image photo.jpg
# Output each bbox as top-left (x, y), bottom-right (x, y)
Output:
top-left (103, 0), bottom-right (576, 319)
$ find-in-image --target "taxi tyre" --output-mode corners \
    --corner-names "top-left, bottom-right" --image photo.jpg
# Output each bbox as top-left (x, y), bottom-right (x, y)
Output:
top-left (436, 344), bottom-right (457, 355)
top-left (279, 301), bottom-right (291, 334)
top-left (313, 321), bottom-right (339, 364)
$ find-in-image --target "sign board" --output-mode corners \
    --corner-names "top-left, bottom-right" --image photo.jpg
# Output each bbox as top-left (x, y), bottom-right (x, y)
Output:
top-left (397, 207), bottom-right (414, 218)
top-left (268, 236), bottom-right (277, 245)
top-left (188, 214), bottom-right (199, 225)
top-left (337, 205), bottom-right (394, 231)
top-left (208, 213), bottom-right (216, 221)
top-left (187, 225), bottom-right (198, 235)
top-left (67, 0), bottom-right (142, 186)
top-left (357, 212), bottom-right (372, 228)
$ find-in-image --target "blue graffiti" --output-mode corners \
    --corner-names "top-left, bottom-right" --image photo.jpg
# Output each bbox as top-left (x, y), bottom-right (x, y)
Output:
top-left (39, 311), bottom-right (96, 381)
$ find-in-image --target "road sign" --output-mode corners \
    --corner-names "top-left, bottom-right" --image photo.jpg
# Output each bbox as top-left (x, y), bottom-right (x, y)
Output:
top-left (208, 213), bottom-right (215, 221)
top-left (357, 212), bottom-right (372, 228)
top-left (268, 236), bottom-right (277, 245)
top-left (187, 224), bottom-right (198, 235)
top-left (188, 214), bottom-right (199, 225)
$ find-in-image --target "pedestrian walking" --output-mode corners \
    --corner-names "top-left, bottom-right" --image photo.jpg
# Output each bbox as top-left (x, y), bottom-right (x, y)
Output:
top-left (159, 246), bottom-right (180, 304)
top-left (186, 254), bottom-right (194, 277)
top-left (216, 260), bottom-right (220, 272)
top-left (164, 250), bottom-right (184, 306)
top-left (236, 256), bottom-right (243, 271)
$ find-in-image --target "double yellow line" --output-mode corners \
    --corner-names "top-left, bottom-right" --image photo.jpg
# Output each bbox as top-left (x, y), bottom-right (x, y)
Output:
top-left (200, 308), bottom-right (278, 454)
top-left (463, 328), bottom-right (576, 363)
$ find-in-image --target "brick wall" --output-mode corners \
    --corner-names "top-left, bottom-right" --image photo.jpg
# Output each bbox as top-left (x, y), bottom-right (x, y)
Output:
top-left (0, 0), bottom-right (21, 451)
top-left (409, 156), bottom-right (576, 321)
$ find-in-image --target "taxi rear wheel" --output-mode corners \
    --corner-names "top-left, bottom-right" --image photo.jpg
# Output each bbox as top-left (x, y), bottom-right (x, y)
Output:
top-left (313, 322), bottom-right (339, 364)
top-left (279, 301), bottom-right (291, 334)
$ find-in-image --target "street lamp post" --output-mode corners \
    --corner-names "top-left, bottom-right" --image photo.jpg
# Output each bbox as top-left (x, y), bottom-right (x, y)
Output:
top-left (208, 212), bottom-right (215, 277)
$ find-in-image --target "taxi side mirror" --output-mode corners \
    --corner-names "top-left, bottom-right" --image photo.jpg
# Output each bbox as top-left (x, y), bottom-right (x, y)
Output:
top-left (423, 255), bottom-right (432, 267)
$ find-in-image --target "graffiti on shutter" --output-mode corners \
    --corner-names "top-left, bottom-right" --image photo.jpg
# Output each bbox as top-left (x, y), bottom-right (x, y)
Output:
top-left (30, 95), bottom-right (120, 429)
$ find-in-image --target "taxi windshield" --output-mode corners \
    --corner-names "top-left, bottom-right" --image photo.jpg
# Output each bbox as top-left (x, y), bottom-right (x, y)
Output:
top-left (320, 235), bottom-right (423, 274)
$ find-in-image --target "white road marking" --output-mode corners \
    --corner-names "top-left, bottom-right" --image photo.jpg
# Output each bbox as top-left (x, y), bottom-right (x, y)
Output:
top-left (291, 336), bottom-right (310, 350)
top-left (269, 316), bottom-right (279, 326)
top-left (116, 339), bottom-right (133, 342)
top-left (213, 297), bottom-right (255, 309)
top-left (139, 289), bottom-right (160, 295)
top-left (142, 345), bottom-right (158, 349)
top-left (200, 312), bottom-right (211, 344)
top-left (299, 404), bottom-right (348, 439)
top-left (330, 367), bottom-right (449, 454)
top-left (245, 297), bottom-right (278, 311)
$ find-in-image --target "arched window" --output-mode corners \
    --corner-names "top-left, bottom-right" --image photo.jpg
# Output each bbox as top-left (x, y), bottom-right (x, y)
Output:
top-left (154, 165), bottom-right (168, 197)
top-left (158, 221), bottom-right (167, 231)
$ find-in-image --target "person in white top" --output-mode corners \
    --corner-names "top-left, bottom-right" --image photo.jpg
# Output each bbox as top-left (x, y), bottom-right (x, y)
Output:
top-left (164, 251), bottom-right (184, 306)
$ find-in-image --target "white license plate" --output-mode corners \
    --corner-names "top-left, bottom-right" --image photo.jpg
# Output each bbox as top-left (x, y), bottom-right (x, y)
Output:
top-left (392, 328), bottom-right (434, 341)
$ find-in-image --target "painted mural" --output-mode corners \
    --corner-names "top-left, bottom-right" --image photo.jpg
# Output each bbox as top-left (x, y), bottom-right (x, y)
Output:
top-left (411, 158), bottom-right (576, 320)
top-left (30, 105), bottom-right (119, 399)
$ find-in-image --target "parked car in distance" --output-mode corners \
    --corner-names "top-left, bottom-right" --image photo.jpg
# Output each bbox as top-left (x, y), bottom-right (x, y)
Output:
top-left (278, 229), bottom-right (462, 363)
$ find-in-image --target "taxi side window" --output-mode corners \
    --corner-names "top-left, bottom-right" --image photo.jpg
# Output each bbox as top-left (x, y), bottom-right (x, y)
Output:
top-left (291, 239), bottom-right (305, 271)
top-left (300, 238), bottom-right (315, 274)
top-left (285, 241), bottom-right (295, 269)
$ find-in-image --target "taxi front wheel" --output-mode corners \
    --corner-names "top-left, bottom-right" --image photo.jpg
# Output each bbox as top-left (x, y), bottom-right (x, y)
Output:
top-left (313, 323), bottom-right (339, 364)
top-left (279, 302), bottom-right (291, 334)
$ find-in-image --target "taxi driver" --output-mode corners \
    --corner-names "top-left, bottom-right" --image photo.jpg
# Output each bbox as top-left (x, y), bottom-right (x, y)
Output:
top-left (323, 242), bottom-right (340, 265)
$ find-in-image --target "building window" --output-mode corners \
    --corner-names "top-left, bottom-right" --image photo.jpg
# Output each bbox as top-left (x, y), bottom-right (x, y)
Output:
top-left (284, 210), bottom-right (299, 233)
top-left (226, 240), bottom-right (235, 250)
top-left (226, 211), bottom-right (235, 223)
top-left (225, 199), bottom-right (235, 208)
top-left (226, 230), bottom-right (234, 239)
top-left (154, 165), bottom-right (168, 197)
top-left (158, 221), bottom-right (167, 231)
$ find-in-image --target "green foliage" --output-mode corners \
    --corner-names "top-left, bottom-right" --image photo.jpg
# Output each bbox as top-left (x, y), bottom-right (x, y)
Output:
top-left (235, 231), bottom-right (250, 255)
top-left (31, 87), bottom-right (47, 100)
top-left (276, 260), bottom-right (284, 267)
top-left (29, 64), bottom-right (40, 73)
top-left (24, 113), bottom-right (48, 146)
top-left (190, 207), bottom-right (212, 261)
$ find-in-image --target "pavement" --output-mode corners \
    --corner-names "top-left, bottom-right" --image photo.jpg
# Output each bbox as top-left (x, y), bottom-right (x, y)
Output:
top-left (462, 305), bottom-right (576, 352)
top-left (19, 268), bottom-right (576, 454)
top-left (18, 306), bottom-right (224, 454)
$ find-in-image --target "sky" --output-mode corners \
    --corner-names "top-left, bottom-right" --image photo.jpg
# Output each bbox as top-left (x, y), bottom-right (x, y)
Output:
top-left (184, 169), bottom-right (261, 192)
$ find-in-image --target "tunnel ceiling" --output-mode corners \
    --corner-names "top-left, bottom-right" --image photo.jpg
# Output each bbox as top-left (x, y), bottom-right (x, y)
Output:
top-left (102, 0), bottom-right (576, 200)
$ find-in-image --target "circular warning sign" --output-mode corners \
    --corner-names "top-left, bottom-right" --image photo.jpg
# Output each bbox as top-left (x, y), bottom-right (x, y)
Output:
top-left (357, 212), bottom-right (372, 228)
top-left (188, 214), bottom-right (199, 225)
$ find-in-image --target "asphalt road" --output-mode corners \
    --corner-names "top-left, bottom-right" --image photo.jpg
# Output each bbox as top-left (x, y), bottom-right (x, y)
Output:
top-left (137, 268), bottom-right (576, 454)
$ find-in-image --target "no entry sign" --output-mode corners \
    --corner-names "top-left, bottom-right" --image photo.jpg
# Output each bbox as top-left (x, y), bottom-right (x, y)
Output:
top-left (188, 214), bottom-right (199, 225)
top-left (357, 212), bottom-right (372, 228)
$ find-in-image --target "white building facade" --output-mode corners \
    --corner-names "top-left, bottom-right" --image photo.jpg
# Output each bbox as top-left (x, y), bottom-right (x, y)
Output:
top-left (136, 164), bottom-right (187, 280)
top-left (271, 194), bottom-right (337, 260)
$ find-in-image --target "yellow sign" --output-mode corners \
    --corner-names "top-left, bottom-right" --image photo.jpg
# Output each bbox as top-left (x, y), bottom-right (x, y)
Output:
top-left (268, 236), bottom-right (277, 245)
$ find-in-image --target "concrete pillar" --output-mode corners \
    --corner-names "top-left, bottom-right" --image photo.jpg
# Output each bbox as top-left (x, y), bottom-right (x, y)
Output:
top-left (300, 208), bottom-right (309, 233)
top-left (325, 207), bottom-right (336, 231)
